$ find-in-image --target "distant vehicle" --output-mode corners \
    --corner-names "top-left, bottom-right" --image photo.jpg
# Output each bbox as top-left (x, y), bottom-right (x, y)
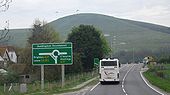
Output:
top-left (99, 58), bottom-right (120, 84)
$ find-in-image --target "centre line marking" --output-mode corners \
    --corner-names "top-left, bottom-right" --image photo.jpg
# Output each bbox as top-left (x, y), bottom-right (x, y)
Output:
top-left (121, 64), bottom-right (135, 95)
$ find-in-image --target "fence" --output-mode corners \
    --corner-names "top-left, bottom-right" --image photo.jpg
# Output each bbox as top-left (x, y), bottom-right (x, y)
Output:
top-left (148, 63), bottom-right (170, 80)
top-left (0, 70), bottom-right (98, 94)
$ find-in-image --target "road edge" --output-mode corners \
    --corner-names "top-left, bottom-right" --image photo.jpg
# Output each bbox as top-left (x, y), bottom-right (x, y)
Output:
top-left (140, 69), bottom-right (166, 95)
top-left (71, 77), bottom-right (98, 90)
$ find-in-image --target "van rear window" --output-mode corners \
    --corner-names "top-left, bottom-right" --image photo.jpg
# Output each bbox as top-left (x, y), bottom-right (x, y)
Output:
top-left (101, 61), bottom-right (117, 66)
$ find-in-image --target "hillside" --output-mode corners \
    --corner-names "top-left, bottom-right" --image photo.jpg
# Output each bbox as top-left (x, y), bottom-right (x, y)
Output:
top-left (4, 13), bottom-right (170, 52)
top-left (7, 29), bottom-right (31, 47)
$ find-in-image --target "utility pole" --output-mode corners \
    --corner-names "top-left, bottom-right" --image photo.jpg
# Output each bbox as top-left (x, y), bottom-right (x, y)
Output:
top-left (104, 33), bottom-right (116, 58)
top-left (133, 48), bottom-right (135, 63)
top-left (112, 35), bottom-right (116, 58)
top-left (110, 34), bottom-right (113, 58)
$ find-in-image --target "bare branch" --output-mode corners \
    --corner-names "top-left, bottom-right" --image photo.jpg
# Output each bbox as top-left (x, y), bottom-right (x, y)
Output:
top-left (0, 0), bottom-right (12, 44)
top-left (0, 0), bottom-right (12, 12)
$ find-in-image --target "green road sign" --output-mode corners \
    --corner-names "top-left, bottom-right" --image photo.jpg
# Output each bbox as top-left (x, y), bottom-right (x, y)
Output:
top-left (32, 43), bottom-right (73, 65)
top-left (94, 58), bottom-right (99, 66)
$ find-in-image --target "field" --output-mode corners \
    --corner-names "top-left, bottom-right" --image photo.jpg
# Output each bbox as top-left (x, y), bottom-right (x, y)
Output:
top-left (143, 64), bottom-right (170, 92)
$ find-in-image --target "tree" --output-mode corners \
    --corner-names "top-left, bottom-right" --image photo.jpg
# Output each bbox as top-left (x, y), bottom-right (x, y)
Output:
top-left (0, 70), bottom-right (19, 85)
top-left (28, 20), bottom-right (60, 45)
top-left (66, 24), bottom-right (110, 71)
top-left (65, 53), bottom-right (83, 73)
top-left (20, 20), bottom-right (61, 81)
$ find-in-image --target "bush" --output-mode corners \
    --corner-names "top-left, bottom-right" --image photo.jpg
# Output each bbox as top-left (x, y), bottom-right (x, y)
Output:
top-left (0, 71), bottom-right (19, 85)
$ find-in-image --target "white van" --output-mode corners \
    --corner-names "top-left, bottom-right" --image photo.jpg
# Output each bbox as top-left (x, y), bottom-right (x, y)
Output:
top-left (99, 58), bottom-right (120, 84)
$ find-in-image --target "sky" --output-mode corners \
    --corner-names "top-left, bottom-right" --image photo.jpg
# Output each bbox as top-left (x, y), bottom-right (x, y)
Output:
top-left (0, 0), bottom-right (170, 29)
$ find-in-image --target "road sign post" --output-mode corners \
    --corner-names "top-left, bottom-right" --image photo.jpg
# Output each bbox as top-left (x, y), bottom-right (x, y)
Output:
top-left (32, 43), bottom-right (73, 90)
top-left (40, 65), bottom-right (44, 92)
top-left (61, 65), bottom-right (65, 87)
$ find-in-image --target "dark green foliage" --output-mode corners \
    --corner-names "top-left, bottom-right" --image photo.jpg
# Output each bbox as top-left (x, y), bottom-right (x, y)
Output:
top-left (158, 56), bottom-right (170, 63)
top-left (66, 24), bottom-right (110, 71)
top-left (0, 71), bottom-right (19, 85)
top-left (144, 64), bottom-right (170, 92)
top-left (28, 21), bottom-right (60, 45)
top-left (66, 53), bottom-right (83, 74)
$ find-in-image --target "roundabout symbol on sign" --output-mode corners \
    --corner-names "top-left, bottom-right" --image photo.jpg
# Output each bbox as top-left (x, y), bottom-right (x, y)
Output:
top-left (39, 50), bottom-right (67, 64)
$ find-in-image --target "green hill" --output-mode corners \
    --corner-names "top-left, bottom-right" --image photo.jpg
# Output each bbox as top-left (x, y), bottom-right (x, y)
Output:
top-left (5, 13), bottom-right (170, 52)
top-left (7, 29), bottom-right (31, 47)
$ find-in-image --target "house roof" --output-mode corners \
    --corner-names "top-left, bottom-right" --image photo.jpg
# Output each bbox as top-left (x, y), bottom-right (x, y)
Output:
top-left (0, 47), bottom-right (10, 61)
top-left (0, 47), bottom-right (7, 56)
top-left (0, 56), bottom-right (4, 61)
top-left (0, 46), bottom-right (15, 52)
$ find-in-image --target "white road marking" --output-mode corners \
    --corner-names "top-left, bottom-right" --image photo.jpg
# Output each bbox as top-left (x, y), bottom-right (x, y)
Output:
top-left (140, 71), bottom-right (164, 95)
top-left (90, 82), bottom-right (100, 91)
top-left (121, 64), bottom-right (135, 95)
top-left (122, 81), bottom-right (124, 85)
top-left (123, 88), bottom-right (126, 93)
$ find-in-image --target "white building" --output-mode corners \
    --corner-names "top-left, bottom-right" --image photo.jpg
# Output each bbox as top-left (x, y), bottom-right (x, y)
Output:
top-left (0, 46), bottom-right (17, 68)
top-left (7, 46), bottom-right (17, 63)
top-left (0, 47), bottom-right (9, 68)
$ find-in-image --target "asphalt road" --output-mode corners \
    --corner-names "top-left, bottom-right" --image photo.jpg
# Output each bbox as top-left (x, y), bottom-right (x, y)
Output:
top-left (85, 64), bottom-right (161, 95)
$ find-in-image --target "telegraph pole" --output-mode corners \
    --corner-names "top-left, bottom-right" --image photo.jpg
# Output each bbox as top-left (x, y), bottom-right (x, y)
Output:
top-left (133, 48), bottom-right (135, 63)
top-left (112, 35), bottom-right (116, 58)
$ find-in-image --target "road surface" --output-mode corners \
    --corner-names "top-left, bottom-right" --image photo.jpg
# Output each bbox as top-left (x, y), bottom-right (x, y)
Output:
top-left (57, 64), bottom-right (162, 95)
top-left (86, 64), bottom-right (161, 95)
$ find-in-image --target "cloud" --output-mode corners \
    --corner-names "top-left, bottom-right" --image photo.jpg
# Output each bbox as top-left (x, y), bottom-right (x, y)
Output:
top-left (115, 5), bottom-right (170, 26)
top-left (132, 6), bottom-right (169, 17)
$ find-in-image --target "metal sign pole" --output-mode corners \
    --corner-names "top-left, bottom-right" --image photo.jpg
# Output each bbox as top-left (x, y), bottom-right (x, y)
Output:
top-left (61, 65), bottom-right (65, 87)
top-left (41, 65), bottom-right (44, 92)
top-left (4, 83), bottom-right (6, 92)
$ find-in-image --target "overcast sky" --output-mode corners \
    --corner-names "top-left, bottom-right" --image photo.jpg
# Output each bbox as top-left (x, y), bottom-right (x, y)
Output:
top-left (0, 0), bottom-right (170, 29)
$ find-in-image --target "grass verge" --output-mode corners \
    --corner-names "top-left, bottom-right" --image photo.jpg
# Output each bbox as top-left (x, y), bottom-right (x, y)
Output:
top-left (26, 77), bottom-right (98, 95)
top-left (0, 71), bottom-right (98, 95)
top-left (143, 64), bottom-right (170, 93)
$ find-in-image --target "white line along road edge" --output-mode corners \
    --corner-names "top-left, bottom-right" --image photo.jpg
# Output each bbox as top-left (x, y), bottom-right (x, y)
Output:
top-left (90, 82), bottom-right (100, 91)
top-left (122, 64), bottom-right (135, 95)
top-left (140, 71), bottom-right (164, 95)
